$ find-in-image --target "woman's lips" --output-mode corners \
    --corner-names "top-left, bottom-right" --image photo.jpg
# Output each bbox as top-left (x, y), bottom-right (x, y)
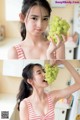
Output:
top-left (36, 29), bottom-right (42, 32)
top-left (43, 79), bottom-right (47, 83)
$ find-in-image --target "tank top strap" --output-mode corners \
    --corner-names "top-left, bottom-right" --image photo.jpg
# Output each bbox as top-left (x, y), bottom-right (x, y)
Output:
top-left (27, 100), bottom-right (41, 120)
top-left (43, 94), bottom-right (55, 120)
top-left (15, 44), bottom-right (26, 59)
top-left (47, 93), bottom-right (55, 110)
top-left (27, 101), bottom-right (35, 114)
top-left (26, 96), bottom-right (55, 120)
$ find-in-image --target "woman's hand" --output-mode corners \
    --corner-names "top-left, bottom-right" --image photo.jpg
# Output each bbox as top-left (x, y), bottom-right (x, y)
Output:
top-left (49, 59), bottom-right (68, 67)
top-left (50, 59), bottom-right (64, 66)
top-left (46, 34), bottom-right (66, 59)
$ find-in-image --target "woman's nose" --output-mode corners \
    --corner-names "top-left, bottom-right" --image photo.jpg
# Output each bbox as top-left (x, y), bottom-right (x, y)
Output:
top-left (37, 19), bottom-right (42, 28)
top-left (42, 71), bottom-right (45, 77)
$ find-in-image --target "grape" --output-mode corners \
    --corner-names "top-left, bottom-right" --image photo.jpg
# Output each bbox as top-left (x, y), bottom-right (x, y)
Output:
top-left (47, 16), bottom-right (70, 43)
top-left (45, 63), bottom-right (59, 84)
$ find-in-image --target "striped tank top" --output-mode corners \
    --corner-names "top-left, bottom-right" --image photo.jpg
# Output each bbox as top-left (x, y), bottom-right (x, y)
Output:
top-left (27, 94), bottom-right (55, 120)
top-left (15, 44), bottom-right (25, 59)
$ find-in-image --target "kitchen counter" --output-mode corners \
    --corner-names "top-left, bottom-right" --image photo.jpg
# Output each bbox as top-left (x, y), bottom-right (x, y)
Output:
top-left (0, 38), bottom-right (20, 59)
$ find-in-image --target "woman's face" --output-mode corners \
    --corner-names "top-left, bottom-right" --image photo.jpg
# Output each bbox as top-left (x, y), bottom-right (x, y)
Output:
top-left (32, 66), bottom-right (48, 88)
top-left (24, 5), bottom-right (50, 36)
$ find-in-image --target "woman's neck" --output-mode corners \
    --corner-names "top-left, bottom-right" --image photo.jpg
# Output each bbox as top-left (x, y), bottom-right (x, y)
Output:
top-left (25, 34), bottom-right (44, 46)
top-left (31, 87), bottom-right (46, 102)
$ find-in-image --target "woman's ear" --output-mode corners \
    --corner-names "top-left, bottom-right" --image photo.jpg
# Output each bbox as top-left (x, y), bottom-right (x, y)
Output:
top-left (19, 13), bottom-right (25, 22)
top-left (27, 79), bottom-right (33, 86)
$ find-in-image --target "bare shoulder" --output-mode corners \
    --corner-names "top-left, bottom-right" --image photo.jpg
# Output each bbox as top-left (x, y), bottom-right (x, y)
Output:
top-left (20, 98), bottom-right (29, 120)
top-left (20, 98), bottom-right (28, 109)
top-left (8, 46), bottom-right (18, 59)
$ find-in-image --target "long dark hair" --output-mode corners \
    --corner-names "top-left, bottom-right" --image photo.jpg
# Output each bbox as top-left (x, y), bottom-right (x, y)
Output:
top-left (17, 63), bottom-right (43, 111)
top-left (20, 0), bottom-right (52, 40)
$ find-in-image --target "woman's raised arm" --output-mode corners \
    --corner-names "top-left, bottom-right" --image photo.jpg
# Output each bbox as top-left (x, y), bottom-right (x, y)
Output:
top-left (50, 60), bottom-right (80, 101)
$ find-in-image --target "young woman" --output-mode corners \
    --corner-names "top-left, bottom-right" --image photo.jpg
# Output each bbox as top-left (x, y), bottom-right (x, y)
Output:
top-left (17, 60), bottom-right (80, 120)
top-left (8, 0), bottom-right (65, 59)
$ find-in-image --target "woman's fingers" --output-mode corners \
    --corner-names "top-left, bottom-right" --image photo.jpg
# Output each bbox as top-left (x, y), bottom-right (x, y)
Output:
top-left (61, 34), bottom-right (67, 42)
top-left (55, 34), bottom-right (66, 43)
top-left (50, 59), bottom-right (62, 66)
top-left (49, 34), bottom-right (65, 50)
top-left (47, 38), bottom-right (57, 59)
top-left (55, 34), bottom-right (63, 48)
top-left (55, 34), bottom-right (61, 43)
top-left (50, 59), bottom-right (57, 66)
top-left (47, 34), bottom-right (65, 59)
top-left (48, 37), bottom-right (57, 52)
top-left (49, 37), bottom-right (56, 47)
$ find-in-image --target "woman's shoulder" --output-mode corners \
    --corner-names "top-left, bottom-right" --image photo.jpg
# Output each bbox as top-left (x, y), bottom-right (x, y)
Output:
top-left (8, 46), bottom-right (18, 59)
top-left (20, 98), bottom-right (29, 117)
top-left (8, 42), bottom-right (24, 59)
top-left (20, 98), bottom-right (29, 108)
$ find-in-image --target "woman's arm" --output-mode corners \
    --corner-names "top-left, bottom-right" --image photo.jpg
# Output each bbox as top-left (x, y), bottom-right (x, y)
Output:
top-left (19, 100), bottom-right (29, 120)
top-left (50, 60), bottom-right (80, 101)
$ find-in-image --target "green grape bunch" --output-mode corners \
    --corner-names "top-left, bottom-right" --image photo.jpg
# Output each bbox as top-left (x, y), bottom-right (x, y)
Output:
top-left (45, 63), bottom-right (59, 84)
top-left (47, 16), bottom-right (70, 43)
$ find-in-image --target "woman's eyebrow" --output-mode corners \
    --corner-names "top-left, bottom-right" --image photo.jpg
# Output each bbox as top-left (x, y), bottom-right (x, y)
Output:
top-left (30, 15), bottom-right (49, 18)
top-left (34, 69), bottom-right (42, 74)
top-left (43, 15), bottom-right (49, 18)
top-left (36, 68), bottom-right (45, 73)
top-left (30, 15), bottom-right (39, 17)
top-left (36, 70), bottom-right (41, 73)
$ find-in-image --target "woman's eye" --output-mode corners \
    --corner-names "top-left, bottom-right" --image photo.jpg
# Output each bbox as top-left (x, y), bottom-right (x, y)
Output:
top-left (42, 69), bottom-right (46, 73)
top-left (32, 17), bottom-right (37, 20)
top-left (43, 18), bottom-right (49, 21)
top-left (38, 72), bottom-right (41, 74)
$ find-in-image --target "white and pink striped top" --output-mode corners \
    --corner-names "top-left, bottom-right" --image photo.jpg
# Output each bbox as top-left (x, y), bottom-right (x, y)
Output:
top-left (27, 94), bottom-right (55, 120)
top-left (15, 44), bottom-right (26, 59)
